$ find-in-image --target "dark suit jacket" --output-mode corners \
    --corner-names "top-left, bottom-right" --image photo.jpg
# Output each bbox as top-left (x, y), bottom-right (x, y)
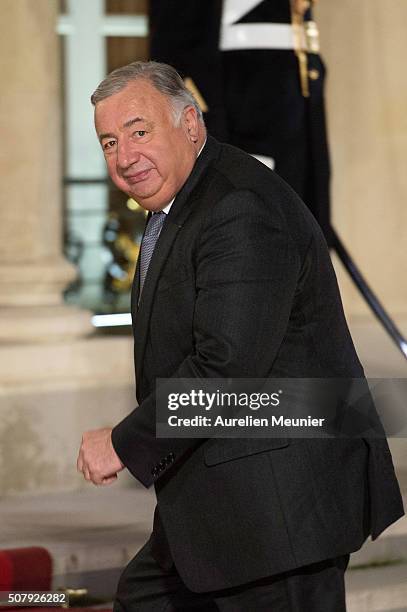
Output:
top-left (112, 136), bottom-right (404, 593)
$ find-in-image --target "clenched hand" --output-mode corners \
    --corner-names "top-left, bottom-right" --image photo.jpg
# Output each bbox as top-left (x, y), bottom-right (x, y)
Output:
top-left (77, 428), bottom-right (124, 485)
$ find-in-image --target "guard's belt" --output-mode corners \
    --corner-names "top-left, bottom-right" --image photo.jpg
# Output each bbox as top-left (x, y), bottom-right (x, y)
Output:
top-left (220, 23), bottom-right (319, 53)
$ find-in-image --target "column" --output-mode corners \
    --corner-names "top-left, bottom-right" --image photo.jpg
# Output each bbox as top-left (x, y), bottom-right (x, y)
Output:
top-left (0, 0), bottom-right (92, 342)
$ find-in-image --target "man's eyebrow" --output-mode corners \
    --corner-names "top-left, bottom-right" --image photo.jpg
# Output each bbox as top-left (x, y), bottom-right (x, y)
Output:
top-left (123, 116), bottom-right (145, 129)
top-left (98, 117), bottom-right (150, 142)
top-left (98, 132), bottom-right (116, 143)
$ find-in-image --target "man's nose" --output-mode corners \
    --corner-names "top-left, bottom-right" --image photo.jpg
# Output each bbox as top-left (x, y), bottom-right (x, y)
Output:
top-left (117, 139), bottom-right (140, 169)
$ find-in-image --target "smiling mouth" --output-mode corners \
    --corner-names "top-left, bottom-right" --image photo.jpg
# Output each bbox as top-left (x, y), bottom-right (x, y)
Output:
top-left (123, 169), bottom-right (153, 184)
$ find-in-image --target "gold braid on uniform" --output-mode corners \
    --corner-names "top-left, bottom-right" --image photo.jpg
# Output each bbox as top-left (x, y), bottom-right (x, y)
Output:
top-left (291, 0), bottom-right (320, 97)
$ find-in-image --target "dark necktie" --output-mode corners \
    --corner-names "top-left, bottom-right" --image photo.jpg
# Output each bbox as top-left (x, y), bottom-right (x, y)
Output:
top-left (139, 211), bottom-right (166, 296)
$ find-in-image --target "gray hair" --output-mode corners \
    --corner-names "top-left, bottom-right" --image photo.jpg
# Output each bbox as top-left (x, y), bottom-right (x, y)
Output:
top-left (91, 60), bottom-right (204, 125)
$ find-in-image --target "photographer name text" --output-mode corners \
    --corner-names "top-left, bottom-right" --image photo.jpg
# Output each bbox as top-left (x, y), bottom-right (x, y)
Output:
top-left (168, 415), bottom-right (325, 428)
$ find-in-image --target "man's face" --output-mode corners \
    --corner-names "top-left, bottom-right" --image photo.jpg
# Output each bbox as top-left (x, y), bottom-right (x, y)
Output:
top-left (95, 80), bottom-right (201, 211)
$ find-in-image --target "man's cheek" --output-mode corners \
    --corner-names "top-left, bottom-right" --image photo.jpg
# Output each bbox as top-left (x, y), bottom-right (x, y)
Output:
top-left (108, 166), bottom-right (122, 185)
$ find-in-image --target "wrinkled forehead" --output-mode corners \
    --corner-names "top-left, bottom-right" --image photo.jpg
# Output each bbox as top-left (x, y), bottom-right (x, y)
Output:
top-left (94, 79), bottom-right (173, 128)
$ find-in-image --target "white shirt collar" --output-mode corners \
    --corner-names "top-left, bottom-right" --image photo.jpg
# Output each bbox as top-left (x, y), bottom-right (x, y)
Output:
top-left (161, 198), bottom-right (174, 215)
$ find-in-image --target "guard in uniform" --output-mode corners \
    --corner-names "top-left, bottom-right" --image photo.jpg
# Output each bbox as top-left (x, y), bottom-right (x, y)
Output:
top-left (150, 0), bottom-right (332, 242)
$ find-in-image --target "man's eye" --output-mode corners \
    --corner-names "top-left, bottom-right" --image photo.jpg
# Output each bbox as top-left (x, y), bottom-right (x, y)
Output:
top-left (134, 130), bottom-right (146, 137)
top-left (103, 140), bottom-right (116, 150)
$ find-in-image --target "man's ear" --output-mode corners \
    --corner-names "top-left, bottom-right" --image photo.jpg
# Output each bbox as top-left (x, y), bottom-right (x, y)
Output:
top-left (182, 105), bottom-right (199, 143)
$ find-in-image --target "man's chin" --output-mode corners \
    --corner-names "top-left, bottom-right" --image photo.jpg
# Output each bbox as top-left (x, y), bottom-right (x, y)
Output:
top-left (119, 176), bottom-right (173, 211)
top-left (126, 189), bottom-right (167, 212)
top-left (126, 183), bottom-right (162, 207)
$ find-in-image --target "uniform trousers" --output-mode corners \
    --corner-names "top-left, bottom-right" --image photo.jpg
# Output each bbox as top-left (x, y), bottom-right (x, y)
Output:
top-left (114, 538), bottom-right (350, 611)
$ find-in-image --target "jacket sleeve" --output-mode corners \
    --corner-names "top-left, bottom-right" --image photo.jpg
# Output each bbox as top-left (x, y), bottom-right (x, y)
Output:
top-left (112, 190), bottom-right (301, 487)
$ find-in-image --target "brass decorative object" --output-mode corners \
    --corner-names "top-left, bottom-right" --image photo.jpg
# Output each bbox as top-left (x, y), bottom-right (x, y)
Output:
top-left (184, 77), bottom-right (209, 113)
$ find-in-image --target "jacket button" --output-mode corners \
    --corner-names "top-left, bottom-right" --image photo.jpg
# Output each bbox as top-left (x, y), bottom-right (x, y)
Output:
top-left (308, 69), bottom-right (320, 81)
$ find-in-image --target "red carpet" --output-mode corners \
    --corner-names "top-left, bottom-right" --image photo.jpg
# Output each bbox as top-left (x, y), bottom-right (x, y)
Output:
top-left (0, 547), bottom-right (52, 591)
top-left (0, 548), bottom-right (112, 611)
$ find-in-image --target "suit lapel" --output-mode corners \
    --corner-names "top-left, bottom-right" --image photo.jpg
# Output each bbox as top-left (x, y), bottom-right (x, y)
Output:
top-left (133, 136), bottom-right (221, 390)
top-left (130, 210), bottom-right (152, 318)
top-left (130, 241), bottom-right (142, 317)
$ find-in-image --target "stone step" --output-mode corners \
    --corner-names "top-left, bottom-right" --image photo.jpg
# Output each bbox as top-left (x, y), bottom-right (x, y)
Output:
top-left (0, 485), bottom-right (155, 598)
top-left (1, 478), bottom-right (406, 601)
top-left (346, 563), bottom-right (407, 612)
top-left (350, 518), bottom-right (407, 569)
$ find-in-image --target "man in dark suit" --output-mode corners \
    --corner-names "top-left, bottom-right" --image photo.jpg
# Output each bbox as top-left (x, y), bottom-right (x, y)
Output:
top-left (77, 61), bottom-right (404, 611)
